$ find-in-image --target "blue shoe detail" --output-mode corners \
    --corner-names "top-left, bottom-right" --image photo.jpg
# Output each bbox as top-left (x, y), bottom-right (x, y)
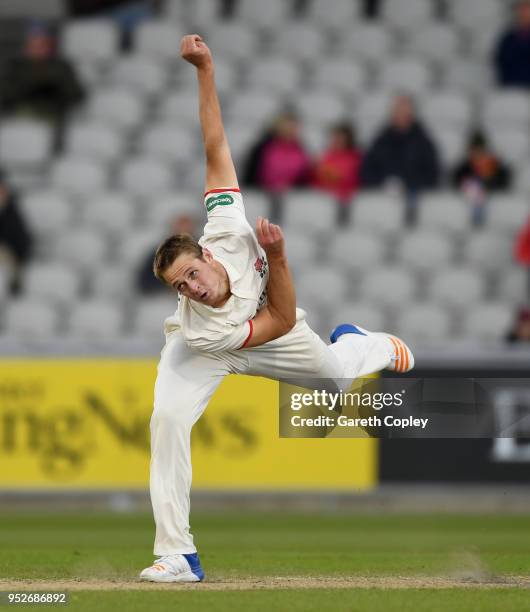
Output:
top-left (330, 323), bottom-right (367, 344)
top-left (183, 552), bottom-right (205, 581)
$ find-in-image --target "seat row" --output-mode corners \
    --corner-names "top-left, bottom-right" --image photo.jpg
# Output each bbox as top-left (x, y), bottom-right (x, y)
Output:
top-left (58, 0), bottom-right (511, 65)
top-left (19, 189), bottom-right (530, 237)
top-left (0, 294), bottom-right (517, 345)
top-left (6, 258), bottom-right (525, 310)
top-left (71, 55), bottom-right (499, 101)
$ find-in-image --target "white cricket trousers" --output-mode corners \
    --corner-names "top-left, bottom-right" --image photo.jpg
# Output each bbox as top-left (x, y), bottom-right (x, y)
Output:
top-left (149, 317), bottom-right (393, 556)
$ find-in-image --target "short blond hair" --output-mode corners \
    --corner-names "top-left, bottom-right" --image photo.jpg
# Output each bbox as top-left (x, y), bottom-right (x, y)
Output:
top-left (153, 233), bottom-right (203, 284)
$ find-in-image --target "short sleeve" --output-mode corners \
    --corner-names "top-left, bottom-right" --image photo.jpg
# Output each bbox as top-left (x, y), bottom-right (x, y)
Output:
top-left (203, 188), bottom-right (245, 221)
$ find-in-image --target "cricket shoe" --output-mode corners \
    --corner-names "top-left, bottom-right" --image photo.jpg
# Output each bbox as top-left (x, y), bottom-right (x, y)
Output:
top-left (330, 324), bottom-right (414, 373)
top-left (139, 552), bottom-right (204, 583)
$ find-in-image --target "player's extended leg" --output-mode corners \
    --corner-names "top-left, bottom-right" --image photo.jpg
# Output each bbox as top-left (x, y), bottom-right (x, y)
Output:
top-left (140, 334), bottom-right (241, 583)
top-left (243, 314), bottom-right (413, 384)
top-left (328, 323), bottom-right (414, 379)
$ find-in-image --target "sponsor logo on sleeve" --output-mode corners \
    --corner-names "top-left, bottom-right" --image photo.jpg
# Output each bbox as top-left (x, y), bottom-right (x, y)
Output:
top-left (205, 193), bottom-right (234, 212)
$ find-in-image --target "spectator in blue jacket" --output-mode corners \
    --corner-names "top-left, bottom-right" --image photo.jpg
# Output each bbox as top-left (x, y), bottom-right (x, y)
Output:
top-left (494, 0), bottom-right (530, 88)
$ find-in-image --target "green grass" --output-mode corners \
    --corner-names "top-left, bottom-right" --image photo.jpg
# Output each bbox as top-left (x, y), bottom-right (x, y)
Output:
top-left (1, 512), bottom-right (529, 611)
top-left (64, 589), bottom-right (530, 612)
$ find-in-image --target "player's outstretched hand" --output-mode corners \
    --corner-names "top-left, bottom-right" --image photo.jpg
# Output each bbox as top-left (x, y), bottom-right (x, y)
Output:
top-left (256, 216), bottom-right (286, 259)
top-left (180, 34), bottom-right (212, 69)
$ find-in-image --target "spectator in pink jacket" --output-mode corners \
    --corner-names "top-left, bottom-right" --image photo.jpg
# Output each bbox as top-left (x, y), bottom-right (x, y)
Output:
top-left (312, 122), bottom-right (362, 224)
top-left (253, 111), bottom-right (310, 222)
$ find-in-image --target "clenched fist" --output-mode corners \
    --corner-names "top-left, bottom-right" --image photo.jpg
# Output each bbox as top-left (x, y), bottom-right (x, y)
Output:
top-left (256, 216), bottom-right (286, 260)
top-left (180, 34), bottom-right (212, 69)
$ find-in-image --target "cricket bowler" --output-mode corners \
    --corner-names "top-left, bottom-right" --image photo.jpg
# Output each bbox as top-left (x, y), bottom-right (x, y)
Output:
top-left (140, 34), bottom-right (414, 583)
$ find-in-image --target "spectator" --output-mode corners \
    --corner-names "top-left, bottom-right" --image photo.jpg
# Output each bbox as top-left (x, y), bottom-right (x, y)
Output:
top-left (312, 122), bottom-right (362, 225)
top-left (494, 0), bottom-right (530, 88)
top-left (452, 131), bottom-right (512, 227)
top-left (506, 306), bottom-right (530, 343)
top-left (136, 214), bottom-right (198, 295)
top-left (0, 22), bottom-right (85, 145)
top-left (0, 171), bottom-right (33, 294)
top-left (514, 215), bottom-right (530, 299)
top-left (360, 94), bottom-right (439, 225)
top-left (244, 111), bottom-right (311, 223)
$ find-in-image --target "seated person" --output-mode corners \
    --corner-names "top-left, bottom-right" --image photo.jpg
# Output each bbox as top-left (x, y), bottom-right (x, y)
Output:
top-left (360, 94), bottom-right (439, 225)
top-left (0, 22), bottom-right (85, 129)
top-left (312, 122), bottom-right (362, 225)
top-left (243, 111), bottom-right (310, 223)
top-left (451, 131), bottom-right (511, 226)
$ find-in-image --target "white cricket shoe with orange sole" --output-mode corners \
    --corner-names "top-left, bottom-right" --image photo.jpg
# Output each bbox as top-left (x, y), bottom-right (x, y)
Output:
top-left (139, 552), bottom-right (204, 583)
top-left (330, 324), bottom-right (414, 373)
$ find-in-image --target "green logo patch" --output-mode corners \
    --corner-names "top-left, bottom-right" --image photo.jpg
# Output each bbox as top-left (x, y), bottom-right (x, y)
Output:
top-left (205, 193), bottom-right (234, 212)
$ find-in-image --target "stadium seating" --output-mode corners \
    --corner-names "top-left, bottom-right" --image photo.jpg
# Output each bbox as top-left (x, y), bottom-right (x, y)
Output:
top-left (396, 231), bottom-right (453, 272)
top-left (134, 296), bottom-right (178, 339)
top-left (23, 262), bottom-right (81, 305)
top-left (331, 302), bottom-right (387, 333)
top-left (307, 0), bottom-right (360, 27)
top-left (407, 24), bottom-right (460, 65)
top-left (247, 57), bottom-right (302, 94)
top-left (295, 265), bottom-right (347, 308)
top-left (394, 303), bottom-right (453, 342)
top-left (61, 20), bottom-right (119, 64)
top-left (1, 1), bottom-right (528, 346)
top-left (20, 191), bottom-right (73, 237)
top-left (135, 21), bottom-right (183, 62)
top-left (283, 191), bottom-right (337, 231)
top-left (51, 157), bottom-right (108, 198)
top-left (354, 193), bottom-right (403, 235)
top-left (362, 266), bottom-right (417, 308)
top-left (328, 232), bottom-right (386, 272)
top-left (68, 300), bottom-right (125, 339)
top-left (3, 298), bottom-right (61, 339)
top-left (269, 23), bottom-right (327, 60)
top-left (119, 157), bottom-right (173, 199)
top-left (90, 265), bottom-right (133, 301)
top-left (382, 0), bottom-right (435, 33)
top-left (310, 59), bottom-right (366, 97)
top-left (0, 119), bottom-right (52, 171)
top-left (338, 23), bottom-right (392, 64)
top-left (65, 122), bottom-right (124, 163)
top-left (378, 57), bottom-right (432, 95)
top-left (429, 267), bottom-right (485, 309)
top-left (461, 302), bottom-right (513, 341)
top-left (87, 88), bottom-right (145, 131)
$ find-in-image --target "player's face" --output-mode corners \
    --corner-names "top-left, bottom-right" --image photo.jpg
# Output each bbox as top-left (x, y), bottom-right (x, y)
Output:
top-left (164, 251), bottom-right (227, 307)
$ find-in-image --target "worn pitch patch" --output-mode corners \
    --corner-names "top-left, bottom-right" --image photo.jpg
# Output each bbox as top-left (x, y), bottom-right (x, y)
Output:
top-left (0, 576), bottom-right (528, 591)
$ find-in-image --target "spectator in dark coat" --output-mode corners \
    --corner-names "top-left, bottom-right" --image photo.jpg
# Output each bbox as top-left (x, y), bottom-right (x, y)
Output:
top-left (0, 22), bottom-right (85, 145)
top-left (452, 131), bottom-right (512, 226)
top-left (494, 0), bottom-right (530, 88)
top-left (0, 171), bottom-right (33, 294)
top-left (360, 94), bottom-right (440, 225)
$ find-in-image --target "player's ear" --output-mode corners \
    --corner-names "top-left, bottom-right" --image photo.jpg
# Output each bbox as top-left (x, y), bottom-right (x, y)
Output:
top-left (202, 248), bottom-right (213, 263)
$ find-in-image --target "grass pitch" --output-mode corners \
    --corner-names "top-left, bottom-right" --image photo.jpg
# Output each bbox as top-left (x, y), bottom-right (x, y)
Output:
top-left (0, 511), bottom-right (529, 611)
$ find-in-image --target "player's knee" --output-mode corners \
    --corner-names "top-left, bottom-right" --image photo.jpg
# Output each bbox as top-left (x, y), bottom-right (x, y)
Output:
top-left (151, 396), bottom-right (194, 432)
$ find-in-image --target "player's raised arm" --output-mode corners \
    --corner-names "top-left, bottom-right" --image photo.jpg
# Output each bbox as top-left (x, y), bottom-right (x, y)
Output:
top-left (241, 217), bottom-right (297, 348)
top-left (180, 34), bottom-right (238, 193)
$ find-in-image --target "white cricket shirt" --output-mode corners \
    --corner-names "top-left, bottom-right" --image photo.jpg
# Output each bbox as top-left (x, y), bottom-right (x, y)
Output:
top-left (164, 188), bottom-right (269, 352)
